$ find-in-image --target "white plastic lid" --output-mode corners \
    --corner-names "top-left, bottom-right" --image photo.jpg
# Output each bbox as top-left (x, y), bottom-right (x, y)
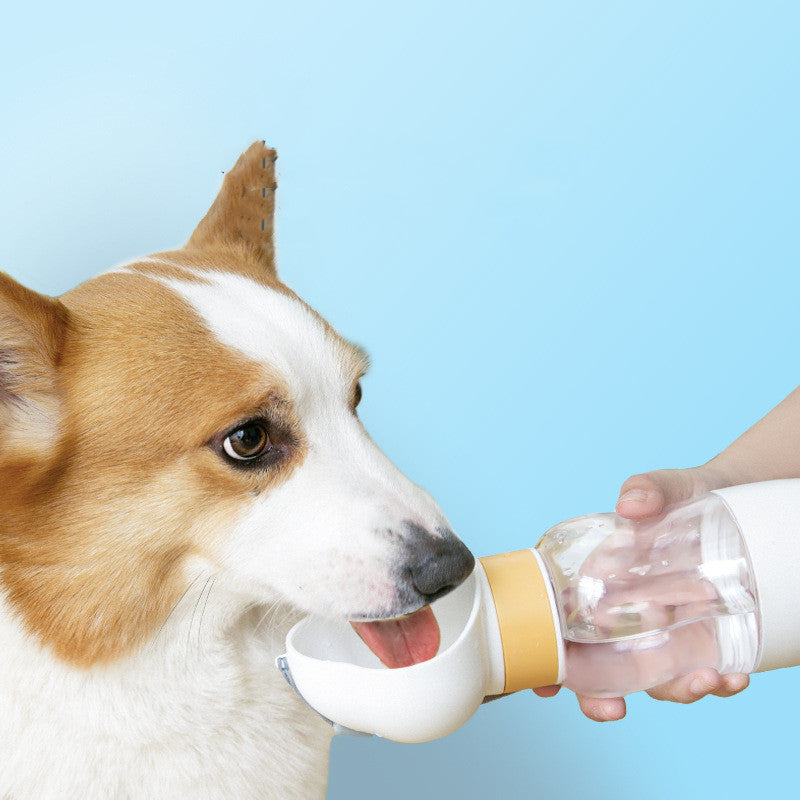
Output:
top-left (713, 479), bottom-right (800, 672)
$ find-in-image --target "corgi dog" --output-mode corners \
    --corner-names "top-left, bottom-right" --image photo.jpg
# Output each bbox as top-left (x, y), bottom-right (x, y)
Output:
top-left (0, 142), bottom-right (474, 799)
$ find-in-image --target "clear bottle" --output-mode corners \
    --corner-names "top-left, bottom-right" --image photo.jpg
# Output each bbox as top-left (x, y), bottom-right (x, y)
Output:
top-left (535, 491), bottom-right (760, 697)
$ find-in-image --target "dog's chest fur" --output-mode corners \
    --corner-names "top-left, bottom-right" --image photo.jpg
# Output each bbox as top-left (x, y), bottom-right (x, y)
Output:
top-left (0, 594), bottom-right (333, 799)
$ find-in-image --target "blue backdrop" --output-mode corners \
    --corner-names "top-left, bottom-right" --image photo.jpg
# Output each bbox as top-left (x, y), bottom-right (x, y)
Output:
top-left (2, 2), bottom-right (798, 797)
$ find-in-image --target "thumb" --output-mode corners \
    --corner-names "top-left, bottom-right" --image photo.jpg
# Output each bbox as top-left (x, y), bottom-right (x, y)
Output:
top-left (616, 467), bottom-right (719, 520)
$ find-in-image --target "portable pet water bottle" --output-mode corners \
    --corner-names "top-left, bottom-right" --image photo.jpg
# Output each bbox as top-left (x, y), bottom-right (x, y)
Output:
top-left (278, 479), bottom-right (800, 742)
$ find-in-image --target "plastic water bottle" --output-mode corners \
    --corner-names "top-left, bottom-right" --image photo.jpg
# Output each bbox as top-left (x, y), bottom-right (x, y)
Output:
top-left (278, 480), bottom-right (800, 742)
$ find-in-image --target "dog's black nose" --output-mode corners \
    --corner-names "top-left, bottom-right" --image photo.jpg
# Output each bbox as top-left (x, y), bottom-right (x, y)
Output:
top-left (405, 524), bottom-right (476, 601)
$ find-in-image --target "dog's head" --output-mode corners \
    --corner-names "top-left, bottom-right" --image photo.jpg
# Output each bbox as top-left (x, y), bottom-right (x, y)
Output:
top-left (0, 143), bottom-right (473, 667)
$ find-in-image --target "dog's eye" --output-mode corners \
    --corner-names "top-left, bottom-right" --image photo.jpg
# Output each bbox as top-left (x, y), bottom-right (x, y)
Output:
top-left (223, 423), bottom-right (272, 461)
top-left (353, 381), bottom-right (363, 409)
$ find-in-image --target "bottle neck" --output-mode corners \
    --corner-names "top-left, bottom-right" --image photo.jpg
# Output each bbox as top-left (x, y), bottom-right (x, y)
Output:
top-left (479, 549), bottom-right (564, 692)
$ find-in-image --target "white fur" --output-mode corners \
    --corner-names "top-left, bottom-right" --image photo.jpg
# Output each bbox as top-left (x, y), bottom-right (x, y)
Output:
top-left (163, 270), bottom-right (355, 413)
top-left (0, 581), bottom-right (332, 799)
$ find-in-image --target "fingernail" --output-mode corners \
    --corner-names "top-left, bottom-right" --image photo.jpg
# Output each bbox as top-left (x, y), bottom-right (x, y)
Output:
top-left (618, 489), bottom-right (649, 504)
top-left (690, 677), bottom-right (708, 695)
top-left (590, 705), bottom-right (609, 722)
top-left (727, 674), bottom-right (748, 692)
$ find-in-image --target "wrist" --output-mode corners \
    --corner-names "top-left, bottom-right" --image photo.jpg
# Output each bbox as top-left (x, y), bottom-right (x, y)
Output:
top-left (701, 455), bottom-right (755, 490)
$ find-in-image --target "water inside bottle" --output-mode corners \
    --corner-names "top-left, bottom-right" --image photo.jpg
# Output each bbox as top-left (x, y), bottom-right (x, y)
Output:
top-left (561, 611), bottom-right (759, 697)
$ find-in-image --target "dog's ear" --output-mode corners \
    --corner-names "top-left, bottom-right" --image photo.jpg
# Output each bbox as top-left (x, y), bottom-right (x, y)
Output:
top-left (0, 272), bottom-right (69, 478)
top-left (186, 141), bottom-right (278, 276)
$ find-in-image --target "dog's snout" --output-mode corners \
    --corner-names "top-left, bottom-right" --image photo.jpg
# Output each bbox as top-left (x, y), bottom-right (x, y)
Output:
top-left (404, 524), bottom-right (475, 601)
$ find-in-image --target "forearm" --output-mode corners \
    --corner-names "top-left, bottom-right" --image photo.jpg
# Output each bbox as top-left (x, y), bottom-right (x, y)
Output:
top-left (709, 386), bottom-right (800, 484)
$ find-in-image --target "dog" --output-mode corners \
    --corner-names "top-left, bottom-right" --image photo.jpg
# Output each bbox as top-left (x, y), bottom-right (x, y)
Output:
top-left (0, 142), bottom-right (474, 799)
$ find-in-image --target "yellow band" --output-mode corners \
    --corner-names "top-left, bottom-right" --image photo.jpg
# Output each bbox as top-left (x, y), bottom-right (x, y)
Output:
top-left (479, 550), bottom-right (560, 693)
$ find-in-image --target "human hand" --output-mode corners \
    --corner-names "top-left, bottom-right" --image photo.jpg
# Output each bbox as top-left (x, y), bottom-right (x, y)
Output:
top-left (535, 462), bottom-right (751, 721)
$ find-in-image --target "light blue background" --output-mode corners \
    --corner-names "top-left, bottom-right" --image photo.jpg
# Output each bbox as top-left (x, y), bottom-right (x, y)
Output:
top-left (2, 2), bottom-right (798, 797)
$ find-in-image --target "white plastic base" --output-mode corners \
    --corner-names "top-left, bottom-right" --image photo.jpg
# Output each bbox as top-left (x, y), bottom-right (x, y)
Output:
top-left (713, 480), bottom-right (800, 672)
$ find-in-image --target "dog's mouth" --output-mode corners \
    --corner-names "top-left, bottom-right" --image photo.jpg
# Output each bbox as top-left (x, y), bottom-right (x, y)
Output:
top-left (350, 605), bottom-right (441, 668)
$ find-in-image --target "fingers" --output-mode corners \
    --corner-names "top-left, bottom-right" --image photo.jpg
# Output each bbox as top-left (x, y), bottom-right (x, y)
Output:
top-left (536, 673), bottom-right (749, 720)
top-left (576, 694), bottom-right (627, 722)
top-left (647, 669), bottom-right (720, 702)
top-left (646, 669), bottom-right (749, 703)
top-left (714, 673), bottom-right (750, 697)
top-left (574, 671), bottom-right (748, 722)
top-left (533, 686), bottom-right (626, 721)
top-left (616, 475), bottom-right (668, 519)
top-left (616, 467), bottom-right (715, 520)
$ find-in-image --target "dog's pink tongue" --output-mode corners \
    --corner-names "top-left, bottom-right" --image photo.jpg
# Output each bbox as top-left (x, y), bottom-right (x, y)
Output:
top-left (350, 605), bottom-right (441, 668)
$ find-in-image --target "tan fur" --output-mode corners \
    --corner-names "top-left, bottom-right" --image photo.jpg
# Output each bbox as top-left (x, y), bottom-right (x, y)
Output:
top-left (0, 142), bottom-right (326, 666)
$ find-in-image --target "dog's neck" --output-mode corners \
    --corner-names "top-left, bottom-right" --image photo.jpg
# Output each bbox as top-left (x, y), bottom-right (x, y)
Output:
top-left (0, 582), bottom-right (334, 799)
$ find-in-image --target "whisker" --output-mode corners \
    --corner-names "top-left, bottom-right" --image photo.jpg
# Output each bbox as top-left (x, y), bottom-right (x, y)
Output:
top-left (156, 574), bottom-right (204, 641)
top-left (253, 598), bottom-right (284, 638)
top-left (252, 604), bottom-right (274, 637)
top-left (197, 577), bottom-right (216, 641)
top-left (239, 600), bottom-right (263, 617)
top-left (186, 577), bottom-right (213, 666)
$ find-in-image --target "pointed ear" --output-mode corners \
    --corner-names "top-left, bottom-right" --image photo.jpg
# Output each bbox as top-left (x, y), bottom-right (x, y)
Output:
top-left (0, 272), bottom-right (69, 473)
top-left (186, 141), bottom-right (279, 276)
